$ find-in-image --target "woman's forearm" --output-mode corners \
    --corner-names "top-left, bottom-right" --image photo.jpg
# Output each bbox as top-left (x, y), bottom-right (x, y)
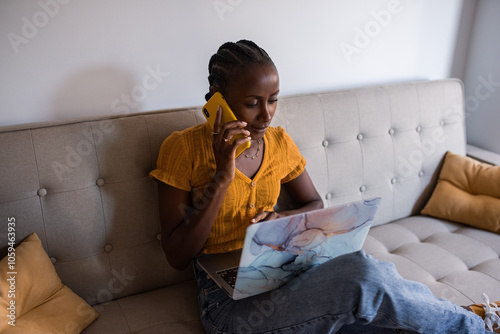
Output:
top-left (163, 176), bottom-right (231, 270)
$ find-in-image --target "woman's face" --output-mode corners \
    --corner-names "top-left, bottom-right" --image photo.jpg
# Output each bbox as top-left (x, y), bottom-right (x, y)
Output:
top-left (223, 63), bottom-right (280, 141)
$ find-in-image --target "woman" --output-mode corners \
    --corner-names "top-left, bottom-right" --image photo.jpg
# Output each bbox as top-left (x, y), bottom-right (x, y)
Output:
top-left (150, 40), bottom-right (496, 333)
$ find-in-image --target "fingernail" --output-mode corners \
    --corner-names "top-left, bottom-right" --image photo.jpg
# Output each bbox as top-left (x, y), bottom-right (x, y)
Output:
top-left (251, 219), bottom-right (255, 222)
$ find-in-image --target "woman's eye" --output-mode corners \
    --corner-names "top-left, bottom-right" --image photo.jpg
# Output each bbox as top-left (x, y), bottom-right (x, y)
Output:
top-left (245, 98), bottom-right (277, 108)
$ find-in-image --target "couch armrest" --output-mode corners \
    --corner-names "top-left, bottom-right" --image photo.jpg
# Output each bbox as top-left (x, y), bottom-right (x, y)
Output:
top-left (466, 144), bottom-right (500, 165)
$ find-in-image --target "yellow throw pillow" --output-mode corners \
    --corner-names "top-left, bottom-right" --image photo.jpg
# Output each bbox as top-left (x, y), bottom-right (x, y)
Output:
top-left (422, 151), bottom-right (500, 234)
top-left (0, 233), bottom-right (99, 333)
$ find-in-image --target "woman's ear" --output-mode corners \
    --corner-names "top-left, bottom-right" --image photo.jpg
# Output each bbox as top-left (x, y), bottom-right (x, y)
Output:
top-left (210, 85), bottom-right (220, 96)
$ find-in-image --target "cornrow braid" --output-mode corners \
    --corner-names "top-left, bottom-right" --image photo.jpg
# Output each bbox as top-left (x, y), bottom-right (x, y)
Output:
top-left (205, 40), bottom-right (275, 101)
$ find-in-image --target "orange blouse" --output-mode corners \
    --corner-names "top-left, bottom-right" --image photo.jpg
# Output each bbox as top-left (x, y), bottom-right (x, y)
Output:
top-left (150, 122), bottom-right (306, 254)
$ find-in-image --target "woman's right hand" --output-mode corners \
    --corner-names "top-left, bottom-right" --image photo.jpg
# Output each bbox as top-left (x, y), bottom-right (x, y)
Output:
top-left (211, 105), bottom-right (251, 182)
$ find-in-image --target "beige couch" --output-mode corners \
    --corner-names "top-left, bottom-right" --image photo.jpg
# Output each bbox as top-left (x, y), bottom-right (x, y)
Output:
top-left (1, 79), bottom-right (499, 333)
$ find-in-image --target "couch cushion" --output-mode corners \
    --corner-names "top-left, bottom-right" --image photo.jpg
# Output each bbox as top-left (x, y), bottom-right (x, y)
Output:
top-left (364, 216), bottom-right (500, 305)
top-left (0, 233), bottom-right (98, 333)
top-left (421, 151), bottom-right (500, 233)
top-left (83, 279), bottom-right (204, 334)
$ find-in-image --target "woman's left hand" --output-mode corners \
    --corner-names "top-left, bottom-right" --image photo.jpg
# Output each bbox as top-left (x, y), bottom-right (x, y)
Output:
top-left (251, 211), bottom-right (281, 223)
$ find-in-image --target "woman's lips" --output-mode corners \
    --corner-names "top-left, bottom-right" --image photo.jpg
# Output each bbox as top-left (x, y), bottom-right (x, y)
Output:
top-left (251, 125), bottom-right (268, 134)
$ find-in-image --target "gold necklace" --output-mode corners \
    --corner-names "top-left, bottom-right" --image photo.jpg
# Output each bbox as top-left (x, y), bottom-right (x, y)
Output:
top-left (242, 139), bottom-right (262, 159)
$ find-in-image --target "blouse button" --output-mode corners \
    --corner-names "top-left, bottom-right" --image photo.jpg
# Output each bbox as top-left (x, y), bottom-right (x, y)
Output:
top-left (322, 140), bottom-right (329, 147)
top-left (251, 182), bottom-right (256, 187)
top-left (249, 204), bottom-right (255, 209)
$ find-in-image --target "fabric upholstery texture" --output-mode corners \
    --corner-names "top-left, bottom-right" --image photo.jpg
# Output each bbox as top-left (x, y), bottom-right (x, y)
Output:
top-left (1, 79), bottom-right (499, 333)
top-left (0, 233), bottom-right (98, 333)
top-left (364, 216), bottom-right (500, 306)
top-left (422, 151), bottom-right (500, 233)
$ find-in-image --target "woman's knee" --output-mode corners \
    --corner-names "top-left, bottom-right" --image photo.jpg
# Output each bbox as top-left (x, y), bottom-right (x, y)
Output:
top-left (326, 251), bottom-right (399, 293)
top-left (334, 250), bottom-right (395, 277)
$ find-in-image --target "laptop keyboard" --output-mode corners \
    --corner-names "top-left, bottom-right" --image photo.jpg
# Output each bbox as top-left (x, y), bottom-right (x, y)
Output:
top-left (217, 266), bottom-right (239, 288)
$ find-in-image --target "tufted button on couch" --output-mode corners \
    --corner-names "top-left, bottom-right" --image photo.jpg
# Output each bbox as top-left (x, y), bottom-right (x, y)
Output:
top-left (1, 79), bottom-right (499, 333)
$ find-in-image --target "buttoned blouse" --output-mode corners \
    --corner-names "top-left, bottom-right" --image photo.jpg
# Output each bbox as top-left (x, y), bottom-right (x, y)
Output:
top-left (150, 122), bottom-right (306, 254)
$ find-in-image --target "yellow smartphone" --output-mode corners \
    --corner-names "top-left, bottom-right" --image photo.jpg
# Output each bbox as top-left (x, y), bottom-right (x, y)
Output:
top-left (202, 92), bottom-right (251, 157)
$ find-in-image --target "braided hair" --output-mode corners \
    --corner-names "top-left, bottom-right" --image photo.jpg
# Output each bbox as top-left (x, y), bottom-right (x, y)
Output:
top-left (205, 40), bottom-right (275, 101)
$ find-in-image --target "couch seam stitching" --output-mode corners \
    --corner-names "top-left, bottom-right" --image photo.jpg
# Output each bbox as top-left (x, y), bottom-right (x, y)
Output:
top-left (115, 298), bottom-right (133, 333)
top-left (143, 115), bottom-right (156, 175)
top-left (390, 240), bottom-right (471, 282)
top-left (317, 94), bottom-right (330, 202)
top-left (435, 278), bottom-right (472, 304)
top-left (455, 230), bottom-right (500, 259)
top-left (469, 266), bottom-right (500, 284)
top-left (385, 86), bottom-right (396, 220)
top-left (143, 115), bottom-right (168, 282)
top-left (89, 120), bottom-right (115, 299)
top-left (49, 239), bottom-right (160, 263)
top-left (24, 175), bottom-right (151, 197)
top-left (353, 91), bottom-right (364, 199)
top-left (29, 129), bottom-right (50, 253)
top-left (415, 84), bottom-right (424, 192)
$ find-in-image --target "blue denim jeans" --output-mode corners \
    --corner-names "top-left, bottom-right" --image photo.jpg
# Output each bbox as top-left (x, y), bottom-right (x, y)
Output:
top-left (195, 250), bottom-right (489, 333)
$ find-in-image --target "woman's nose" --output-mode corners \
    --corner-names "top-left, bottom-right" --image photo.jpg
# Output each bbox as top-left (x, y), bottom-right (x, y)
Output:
top-left (259, 104), bottom-right (272, 122)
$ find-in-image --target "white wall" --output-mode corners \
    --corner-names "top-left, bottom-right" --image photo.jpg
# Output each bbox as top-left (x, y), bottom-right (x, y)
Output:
top-left (462, 0), bottom-right (500, 155)
top-left (0, 0), bottom-right (463, 127)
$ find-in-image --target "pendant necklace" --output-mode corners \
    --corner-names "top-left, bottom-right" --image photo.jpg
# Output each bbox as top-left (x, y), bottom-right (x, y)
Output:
top-left (243, 139), bottom-right (262, 159)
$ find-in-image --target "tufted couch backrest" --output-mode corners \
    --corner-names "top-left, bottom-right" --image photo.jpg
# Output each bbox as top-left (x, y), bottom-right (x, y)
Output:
top-left (272, 79), bottom-right (466, 223)
top-left (0, 79), bottom-right (465, 305)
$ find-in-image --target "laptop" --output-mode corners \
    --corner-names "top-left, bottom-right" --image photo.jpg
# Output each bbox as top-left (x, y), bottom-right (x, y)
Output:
top-left (197, 197), bottom-right (381, 300)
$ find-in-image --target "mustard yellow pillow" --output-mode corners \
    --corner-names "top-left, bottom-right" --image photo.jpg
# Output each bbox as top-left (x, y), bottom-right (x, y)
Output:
top-left (422, 151), bottom-right (500, 233)
top-left (0, 233), bottom-right (99, 333)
